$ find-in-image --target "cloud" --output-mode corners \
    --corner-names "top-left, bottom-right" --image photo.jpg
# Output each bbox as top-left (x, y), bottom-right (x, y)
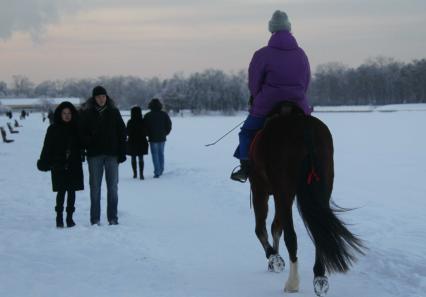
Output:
top-left (0, 0), bottom-right (327, 42)
top-left (0, 0), bottom-right (87, 41)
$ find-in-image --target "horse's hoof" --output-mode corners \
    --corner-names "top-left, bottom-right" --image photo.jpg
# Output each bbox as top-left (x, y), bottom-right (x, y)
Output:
top-left (284, 287), bottom-right (299, 293)
top-left (267, 254), bottom-right (285, 273)
top-left (313, 276), bottom-right (329, 297)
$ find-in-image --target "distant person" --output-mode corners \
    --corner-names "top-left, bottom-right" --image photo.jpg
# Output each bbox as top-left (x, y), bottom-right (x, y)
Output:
top-left (126, 106), bottom-right (148, 180)
top-left (20, 110), bottom-right (26, 120)
top-left (231, 10), bottom-right (312, 182)
top-left (80, 86), bottom-right (126, 225)
top-left (1, 126), bottom-right (14, 143)
top-left (37, 102), bottom-right (84, 228)
top-left (6, 110), bottom-right (12, 119)
top-left (143, 98), bottom-right (172, 178)
top-left (47, 109), bottom-right (54, 124)
top-left (7, 122), bottom-right (18, 134)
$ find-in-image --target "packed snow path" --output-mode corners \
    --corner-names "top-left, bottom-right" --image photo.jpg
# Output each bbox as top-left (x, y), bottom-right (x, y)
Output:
top-left (1, 110), bottom-right (425, 297)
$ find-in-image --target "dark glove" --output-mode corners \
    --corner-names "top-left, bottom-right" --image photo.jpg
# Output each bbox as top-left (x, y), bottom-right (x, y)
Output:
top-left (248, 95), bottom-right (254, 107)
top-left (118, 155), bottom-right (126, 164)
top-left (81, 150), bottom-right (86, 162)
top-left (37, 159), bottom-right (50, 172)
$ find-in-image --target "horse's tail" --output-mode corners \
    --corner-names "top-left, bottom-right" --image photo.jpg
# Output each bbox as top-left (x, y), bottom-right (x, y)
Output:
top-left (296, 121), bottom-right (365, 274)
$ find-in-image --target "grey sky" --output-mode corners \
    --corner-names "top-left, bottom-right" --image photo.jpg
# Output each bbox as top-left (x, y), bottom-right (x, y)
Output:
top-left (1, 0), bottom-right (425, 83)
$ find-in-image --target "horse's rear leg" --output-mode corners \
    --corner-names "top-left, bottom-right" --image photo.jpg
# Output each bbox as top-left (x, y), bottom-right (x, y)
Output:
top-left (252, 188), bottom-right (281, 271)
top-left (252, 188), bottom-right (274, 257)
top-left (271, 211), bottom-right (282, 253)
top-left (268, 205), bottom-right (285, 272)
top-left (275, 194), bottom-right (300, 292)
top-left (313, 251), bottom-right (329, 297)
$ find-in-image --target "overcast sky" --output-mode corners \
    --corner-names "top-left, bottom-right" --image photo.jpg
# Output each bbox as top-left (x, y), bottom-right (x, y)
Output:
top-left (0, 0), bottom-right (425, 83)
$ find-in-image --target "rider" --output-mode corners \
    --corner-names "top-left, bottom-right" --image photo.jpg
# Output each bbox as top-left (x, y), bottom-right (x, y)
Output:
top-left (231, 10), bottom-right (312, 182)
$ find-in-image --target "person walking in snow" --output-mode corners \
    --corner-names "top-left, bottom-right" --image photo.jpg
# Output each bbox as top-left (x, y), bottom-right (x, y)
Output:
top-left (47, 109), bottom-right (54, 125)
top-left (231, 10), bottom-right (312, 182)
top-left (126, 106), bottom-right (149, 179)
top-left (80, 86), bottom-right (127, 225)
top-left (143, 98), bottom-right (172, 178)
top-left (37, 101), bottom-right (84, 228)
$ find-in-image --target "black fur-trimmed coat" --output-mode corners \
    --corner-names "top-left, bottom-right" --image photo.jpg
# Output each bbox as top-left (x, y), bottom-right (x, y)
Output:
top-left (37, 102), bottom-right (84, 192)
top-left (126, 118), bottom-right (148, 156)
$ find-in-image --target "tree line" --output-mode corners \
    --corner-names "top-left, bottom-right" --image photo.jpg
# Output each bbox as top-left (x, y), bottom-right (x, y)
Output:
top-left (308, 57), bottom-right (426, 106)
top-left (1, 57), bottom-right (425, 112)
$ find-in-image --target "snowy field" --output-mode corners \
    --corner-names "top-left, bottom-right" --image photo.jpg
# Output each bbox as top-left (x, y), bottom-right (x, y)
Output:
top-left (0, 109), bottom-right (425, 297)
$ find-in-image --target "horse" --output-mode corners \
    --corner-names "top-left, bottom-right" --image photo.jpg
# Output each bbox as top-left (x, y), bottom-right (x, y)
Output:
top-left (248, 103), bottom-right (365, 296)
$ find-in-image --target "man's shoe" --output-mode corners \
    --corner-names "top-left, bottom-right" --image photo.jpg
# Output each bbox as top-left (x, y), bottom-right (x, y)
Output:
top-left (109, 219), bottom-right (119, 225)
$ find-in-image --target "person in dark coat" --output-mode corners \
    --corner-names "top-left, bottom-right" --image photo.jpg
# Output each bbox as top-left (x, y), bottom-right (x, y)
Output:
top-left (37, 101), bottom-right (84, 228)
top-left (126, 106), bottom-right (148, 179)
top-left (20, 110), bottom-right (27, 120)
top-left (47, 109), bottom-right (54, 124)
top-left (79, 86), bottom-right (126, 225)
top-left (143, 98), bottom-right (172, 178)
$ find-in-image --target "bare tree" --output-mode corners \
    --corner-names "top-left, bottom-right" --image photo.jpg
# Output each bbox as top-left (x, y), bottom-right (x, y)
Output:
top-left (0, 81), bottom-right (8, 97)
top-left (12, 75), bottom-right (34, 97)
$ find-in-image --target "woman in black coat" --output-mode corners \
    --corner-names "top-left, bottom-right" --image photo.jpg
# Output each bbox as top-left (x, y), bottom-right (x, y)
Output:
top-left (126, 106), bottom-right (148, 179)
top-left (37, 101), bottom-right (84, 228)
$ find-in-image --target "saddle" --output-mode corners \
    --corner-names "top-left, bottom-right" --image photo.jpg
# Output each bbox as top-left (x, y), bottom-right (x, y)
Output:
top-left (267, 101), bottom-right (304, 119)
top-left (249, 102), bottom-right (306, 159)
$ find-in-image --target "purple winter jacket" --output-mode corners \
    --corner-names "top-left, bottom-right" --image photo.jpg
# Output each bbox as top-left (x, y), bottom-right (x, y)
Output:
top-left (249, 31), bottom-right (312, 117)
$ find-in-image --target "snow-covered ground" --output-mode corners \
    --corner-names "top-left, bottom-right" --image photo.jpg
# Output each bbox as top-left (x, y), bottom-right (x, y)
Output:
top-left (0, 109), bottom-right (425, 297)
top-left (313, 103), bottom-right (426, 112)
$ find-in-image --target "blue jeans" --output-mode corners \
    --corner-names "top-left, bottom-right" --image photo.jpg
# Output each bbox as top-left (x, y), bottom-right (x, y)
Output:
top-left (150, 142), bottom-right (165, 176)
top-left (87, 155), bottom-right (119, 223)
top-left (233, 114), bottom-right (266, 160)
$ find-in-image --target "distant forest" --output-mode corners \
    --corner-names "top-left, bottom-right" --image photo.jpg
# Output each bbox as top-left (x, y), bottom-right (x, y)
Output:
top-left (1, 57), bottom-right (425, 112)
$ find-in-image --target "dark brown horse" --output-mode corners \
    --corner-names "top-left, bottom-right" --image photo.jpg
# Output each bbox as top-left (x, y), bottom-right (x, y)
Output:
top-left (249, 105), bottom-right (365, 296)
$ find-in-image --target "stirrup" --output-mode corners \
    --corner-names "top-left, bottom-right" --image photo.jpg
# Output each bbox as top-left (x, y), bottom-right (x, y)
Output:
top-left (230, 165), bottom-right (248, 183)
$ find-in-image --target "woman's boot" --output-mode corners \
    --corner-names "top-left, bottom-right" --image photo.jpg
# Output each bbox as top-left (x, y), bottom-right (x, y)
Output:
top-left (66, 206), bottom-right (76, 227)
top-left (55, 206), bottom-right (64, 228)
top-left (139, 160), bottom-right (145, 180)
top-left (131, 158), bottom-right (137, 178)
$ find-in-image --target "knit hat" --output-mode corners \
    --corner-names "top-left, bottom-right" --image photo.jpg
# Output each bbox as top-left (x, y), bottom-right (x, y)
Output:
top-left (92, 85), bottom-right (107, 97)
top-left (268, 10), bottom-right (291, 33)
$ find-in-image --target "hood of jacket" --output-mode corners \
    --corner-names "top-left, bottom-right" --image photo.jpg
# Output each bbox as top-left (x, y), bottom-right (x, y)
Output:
top-left (53, 101), bottom-right (78, 125)
top-left (267, 30), bottom-right (299, 50)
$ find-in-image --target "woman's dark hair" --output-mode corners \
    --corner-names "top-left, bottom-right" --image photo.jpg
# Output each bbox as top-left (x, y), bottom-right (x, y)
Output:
top-left (148, 98), bottom-right (163, 111)
top-left (53, 101), bottom-right (78, 125)
top-left (130, 106), bottom-right (143, 120)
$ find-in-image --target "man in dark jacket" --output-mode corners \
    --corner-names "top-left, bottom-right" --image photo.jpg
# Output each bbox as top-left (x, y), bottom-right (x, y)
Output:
top-left (143, 98), bottom-right (172, 178)
top-left (80, 86), bottom-right (126, 225)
